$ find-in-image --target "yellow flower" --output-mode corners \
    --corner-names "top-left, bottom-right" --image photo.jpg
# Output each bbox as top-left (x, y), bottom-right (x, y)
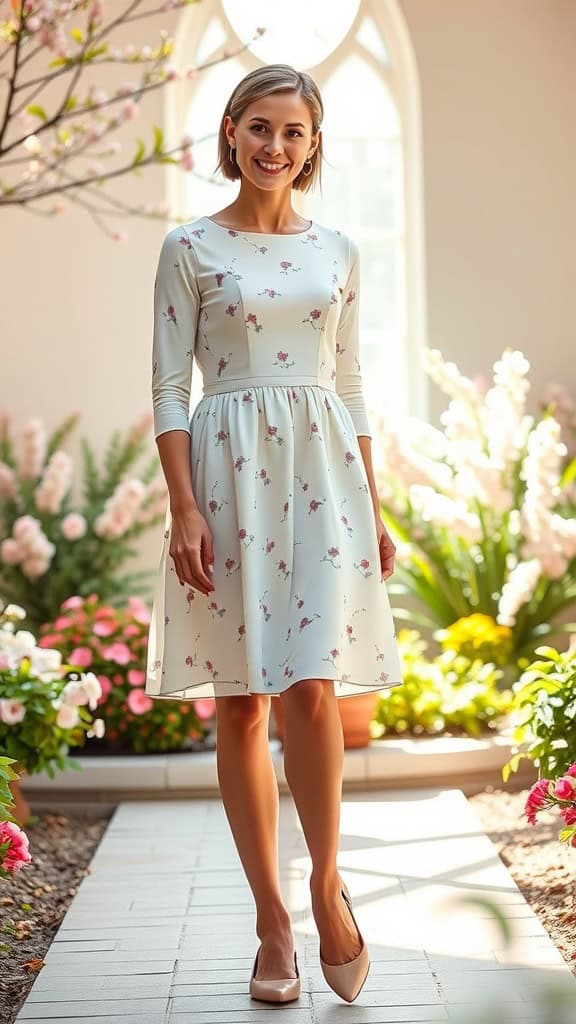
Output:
top-left (435, 614), bottom-right (513, 667)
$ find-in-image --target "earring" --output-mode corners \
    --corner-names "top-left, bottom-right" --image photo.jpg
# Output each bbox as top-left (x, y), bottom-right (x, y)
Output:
top-left (229, 145), bottom-right (235, 163)
top-left (302, 157), bottom-right (313, 176)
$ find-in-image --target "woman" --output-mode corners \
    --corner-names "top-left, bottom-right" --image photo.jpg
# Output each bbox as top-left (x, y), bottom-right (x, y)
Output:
top-left (146, 63), bottom-right (404, 1004)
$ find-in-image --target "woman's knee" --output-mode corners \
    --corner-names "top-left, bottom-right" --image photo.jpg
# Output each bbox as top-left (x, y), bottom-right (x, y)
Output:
top-left (215, 693), bottom-right (270, 732)
top-left (279, 678), bottom-right (333, 718)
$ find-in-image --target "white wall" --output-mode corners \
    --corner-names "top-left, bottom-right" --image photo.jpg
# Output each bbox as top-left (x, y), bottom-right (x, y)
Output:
top-left (2, 0), bottom-right (574, 579)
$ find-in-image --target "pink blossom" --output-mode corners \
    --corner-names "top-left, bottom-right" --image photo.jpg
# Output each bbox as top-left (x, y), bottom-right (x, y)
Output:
top-left (127, 688), bottom-right (153, 714)
top-left (101, 642), bottom-right (132, 665)
top-left (180, 149), bottom-right (194, 172)
top-left (93, 621), bottom-right (116, 637)
top-left (0, 538), bottom-right (22, 564)
top-left (54, 615), bottom-right (72, 629)
top-left (555, 777), bottom-right (576, 801)
top-left (61, 596), bottom-right (84, 610)
top-left (69, 647), bottom-right (93, 668)
top-left (0, 820), bottom-right (32, 876)
top-left (0, 699), bottom-right (26, 724)
top-left (565, 763), bottom-right (576, 777)
top-left (37, 630), bottom-right (63, 647)
top-left (97, 675), bottom-right (112, 699)
top-left (561, 806), bottom-right (576, 826)
top-left (524, 778), bottom-right (552, 825)
top-left (127, 669), bottom-right (146, 687)
top-left (56, 703), bottom-right (79, 729)
top-left (61, 513), bottom-right (87, 540)
top-left (194, 698), bottom-right (216, 720)
top-left (123, 625), bottom-right (140, 637)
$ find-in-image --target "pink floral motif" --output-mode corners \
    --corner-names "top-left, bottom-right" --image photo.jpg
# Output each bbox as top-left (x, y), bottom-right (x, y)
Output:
top-left (259, 287), bottom-right (283, 298)
top-left (344, 450), bottom-right (356, 467)
top-left (186, 589), bottom-right (196, 613)
top-left (246, 312), bottom-right (263, 333)
top-left (295, 474), bottom-right (309, 492)
top-left (185, 653), bottom-right (198, 667)
top-left (238, 528), bottom-right (254, 548)
top-left (298, 613), bottom-right (320, 632)
top-left (234, 455), bottom-right (250, 471)
top-left (322, 546), bottom-right (341, 568)
top-left (217, 353), bottom-right (233, 378)
top-left (377, 671), bottom-right (390, 684)
top-left (225, 557), bottom-right (240, 575)
top-left (280, 498), bottom-right (290, 522)
top-left (346, 624), bottom-right (357, 644)
top-left (256, 467), bottom-right (272, 486)
top-left (344, 288), bottom-right (356, 307)
top-left (207, 600), bottom-right (226, 619)
top-left (273, 350), bottom-right (295, 368)
top-left (204, 659), bottom-right (219, 679)
top-left (265, 425), bottom-right (284, 445)
top-left (308, 498), bottom-right (325, 514)
top-left (354, 558), bottom-right (373, 578)
top-left (215, 428), bottom-right (229, 445)
top-left (260, 590), bottom-right (271, 622)
top-left (264, 538), bottom-right (276, 555)
top-left (242, 392), bottom-right (255, 404)
top-left (302, 308), bottom-right (324, 331)
top-left (225, 303), bottom-right (240, 316)
top-left (162, 304), bottom-right (177, 325)
top-left (238, 624), bottom-right (246, 640)
top-left (215, 261), bottom-right (243, 288)
top-left (277, 558), bottom-right (290, 580)
top-left (208, 481), bottom-right (229, 516)
top-left (279, 260), bottom-right (301, 275)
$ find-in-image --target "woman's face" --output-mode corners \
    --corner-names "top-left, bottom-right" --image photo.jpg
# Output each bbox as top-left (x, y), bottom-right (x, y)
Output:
top-left (225, 91), bottom-right (319, 189)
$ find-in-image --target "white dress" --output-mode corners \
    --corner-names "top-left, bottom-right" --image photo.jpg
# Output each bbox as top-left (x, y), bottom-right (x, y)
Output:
top-left (145, 215), bottom-right (404, 700)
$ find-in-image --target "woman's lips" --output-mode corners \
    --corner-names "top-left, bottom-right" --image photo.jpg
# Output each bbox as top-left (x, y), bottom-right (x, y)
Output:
top-left (253, 158), bottom-right (289, 175)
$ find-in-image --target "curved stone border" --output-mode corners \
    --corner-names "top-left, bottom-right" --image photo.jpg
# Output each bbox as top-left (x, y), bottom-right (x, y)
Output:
top-left (20, 732), bottom-right (537, 810)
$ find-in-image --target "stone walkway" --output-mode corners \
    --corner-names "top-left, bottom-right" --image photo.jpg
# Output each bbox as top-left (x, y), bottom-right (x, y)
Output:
top-left (14, 787), bottom-right (576, 1024)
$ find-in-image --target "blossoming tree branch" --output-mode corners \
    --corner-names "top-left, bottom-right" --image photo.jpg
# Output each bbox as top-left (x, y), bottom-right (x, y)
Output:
top-left (0, 0), bottom-right (265, 237)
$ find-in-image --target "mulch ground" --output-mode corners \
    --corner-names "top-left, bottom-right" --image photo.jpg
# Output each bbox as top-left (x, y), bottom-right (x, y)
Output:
top-left (0, 786), bottom-right (574, 1022)
top-left (0, 809), bottom-right (112, 1024)
top-left (468, 786), bottom-right (576, 975)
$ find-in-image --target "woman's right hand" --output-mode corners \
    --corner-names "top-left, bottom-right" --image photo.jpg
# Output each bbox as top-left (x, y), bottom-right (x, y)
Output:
top-left (169, 506), bottom-right (215, 596)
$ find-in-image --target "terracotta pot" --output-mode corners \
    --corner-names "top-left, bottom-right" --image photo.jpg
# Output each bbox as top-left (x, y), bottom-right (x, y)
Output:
top-left (7, 767), bottom-right (31, 827)
top-left (272, 691), bottom-right (379, 750)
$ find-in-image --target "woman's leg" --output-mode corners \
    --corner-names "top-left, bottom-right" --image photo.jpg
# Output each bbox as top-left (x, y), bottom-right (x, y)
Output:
top-left (214, 693), bottom-right (297, 978)
top-left (279, 679), bottom-right (364, 964)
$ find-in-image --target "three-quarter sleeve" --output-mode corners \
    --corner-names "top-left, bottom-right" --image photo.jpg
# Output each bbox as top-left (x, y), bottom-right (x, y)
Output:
top-left (335, 236), bottom-right (372, 438)
top-left (151, 226), bottom-right (200, 439)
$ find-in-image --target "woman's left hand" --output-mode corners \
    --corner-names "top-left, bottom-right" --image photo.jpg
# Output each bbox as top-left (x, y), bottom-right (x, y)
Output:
top-left (375, 511), bottom-right (396, 580)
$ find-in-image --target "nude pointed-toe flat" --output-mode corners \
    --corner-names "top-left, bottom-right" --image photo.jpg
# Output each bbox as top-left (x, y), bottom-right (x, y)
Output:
top-left (249, 946), bottom-right (301, 1003)
top-left (319, 880), bottom-right (370, 1003)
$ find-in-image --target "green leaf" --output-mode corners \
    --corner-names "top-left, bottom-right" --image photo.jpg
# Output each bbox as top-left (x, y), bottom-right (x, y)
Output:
top-left (133, 138), bottom-right (146, 165)
top-left (152, 126), bottom-right (164, 156)
top-left (25, 105), bottom-right (48, 122)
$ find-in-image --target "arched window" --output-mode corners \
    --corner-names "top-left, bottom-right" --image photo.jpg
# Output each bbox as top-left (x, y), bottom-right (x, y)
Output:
top-left (166, 0), bottom-right (427, 424)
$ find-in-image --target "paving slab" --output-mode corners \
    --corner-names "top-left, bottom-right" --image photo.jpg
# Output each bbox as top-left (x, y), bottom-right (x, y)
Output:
top-left (14, 787), bottom-right (576, 1024)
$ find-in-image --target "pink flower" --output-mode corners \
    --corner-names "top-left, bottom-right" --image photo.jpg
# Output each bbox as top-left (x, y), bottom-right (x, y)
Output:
top-left (38, 633), bottom-right (63, 647)
top-left (93, 621), bottom-right (116, 637)
top-left (123, 624), bottom-right (140, 637)
top-left (127, 669), bottom-right (146, 687)
top-left (565, 763), bottom-right (576, 778)
top-left (127, 596), bottom-right (151, 625)
top-left (94, 606), bottom-right (118, 619)
top-left (97, 675), bottom-right (112, 699)
top-left (0, 699), bottom-right (26, 724)
top-left (0, 821), bottom-right (32, 876)
top-left (61, 513), bottom-right (87, 541)
top-left (54, 615), bottom-right (72, 630)
top-left (69, 646), bottom-right (93, 668)
top-left (101, 642), bottom-right (132, 665)
top-left (524, 778), bottom-right (552, 825)
top-left (555, 777), bottom-right (576, 801)
top-left (127, 688), bottom-right (153, 715)
top-left (194, 698), bottom-right (216, 720)
top-left (561, 806), bottom-right (576, 826)
top-left (61, 596), bottom-right (84, 610)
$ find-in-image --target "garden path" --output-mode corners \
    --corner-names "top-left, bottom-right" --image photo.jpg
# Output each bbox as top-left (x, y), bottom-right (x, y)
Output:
top-left (14, 787), bottom-right (576, 1023)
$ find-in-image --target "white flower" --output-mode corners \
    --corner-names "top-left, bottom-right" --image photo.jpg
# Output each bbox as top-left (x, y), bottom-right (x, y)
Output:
top-left (56, 703), bottom-right (80, 729)
top-left (61, 513), bottom-right (87, 540)
top-left (497, 559), bottom-right (541, 626)
top-left (0, 699), bottom-right (26, 724)
top-left (4, 604), bottom-right (26, 620)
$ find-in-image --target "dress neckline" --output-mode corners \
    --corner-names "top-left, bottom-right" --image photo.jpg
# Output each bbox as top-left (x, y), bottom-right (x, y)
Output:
top-left (201, 215), bottom-right (314, 237)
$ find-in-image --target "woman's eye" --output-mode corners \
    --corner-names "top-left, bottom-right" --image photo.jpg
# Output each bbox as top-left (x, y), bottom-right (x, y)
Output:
top-left (251, 126), bottom-right (302, 137)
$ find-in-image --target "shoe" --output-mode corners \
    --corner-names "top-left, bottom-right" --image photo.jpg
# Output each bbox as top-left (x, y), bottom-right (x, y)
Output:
top-left (249, 946), bottom-right (301, 1003)
top-left (319, 879), bottom-right (370, 1002)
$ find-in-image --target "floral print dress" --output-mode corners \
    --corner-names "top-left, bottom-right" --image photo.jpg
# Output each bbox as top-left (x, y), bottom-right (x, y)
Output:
top-left (145, 215), bottom-right (404, 700)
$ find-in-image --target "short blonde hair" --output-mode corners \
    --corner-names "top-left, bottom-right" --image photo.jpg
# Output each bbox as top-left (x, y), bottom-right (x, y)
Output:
top-left (215, 64), bottom-right (323, 193)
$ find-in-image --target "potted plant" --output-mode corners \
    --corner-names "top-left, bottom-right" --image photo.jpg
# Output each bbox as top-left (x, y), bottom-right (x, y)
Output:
top-left (0, 601), bottom-right (105, 825)
top-left (38, 593), bottom-right (216, 754)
